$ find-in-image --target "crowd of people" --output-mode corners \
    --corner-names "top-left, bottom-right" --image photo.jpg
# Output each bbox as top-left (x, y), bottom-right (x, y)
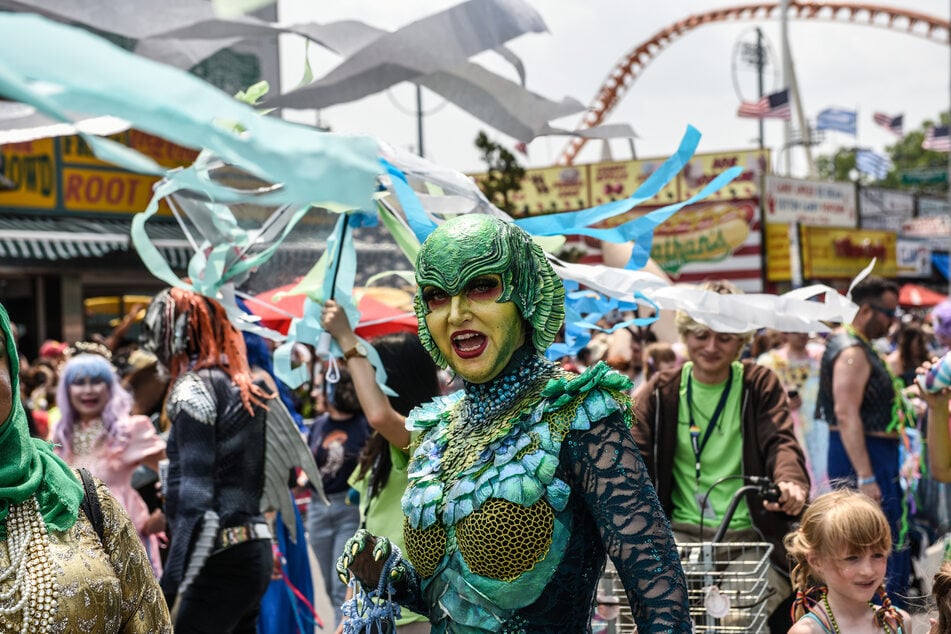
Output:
top-left (3, 217), bottom-right (951, 633)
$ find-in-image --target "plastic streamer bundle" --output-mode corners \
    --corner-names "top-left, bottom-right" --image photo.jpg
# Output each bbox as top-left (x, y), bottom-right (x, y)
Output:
top-left (342, 545), bottom-right (404, 634)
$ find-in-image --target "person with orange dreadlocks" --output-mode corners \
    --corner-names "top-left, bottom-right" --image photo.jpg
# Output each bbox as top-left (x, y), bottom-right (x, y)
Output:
top-left (143, 288), bottom-right (276, 633)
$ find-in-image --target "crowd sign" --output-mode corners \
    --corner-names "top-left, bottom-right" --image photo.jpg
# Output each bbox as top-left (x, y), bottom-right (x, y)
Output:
top-left (0, 130), bottom-right (197, 216)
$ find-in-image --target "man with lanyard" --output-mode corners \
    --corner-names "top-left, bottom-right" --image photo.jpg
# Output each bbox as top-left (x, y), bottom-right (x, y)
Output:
top-left (817, 275), bottom-right (914, 606)
top-left (633, 280), bottom-right (809, 631)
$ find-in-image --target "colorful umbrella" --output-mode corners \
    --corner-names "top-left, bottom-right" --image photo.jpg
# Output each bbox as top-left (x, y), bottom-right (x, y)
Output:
top-left (247, 282), bottom-right (418, 338)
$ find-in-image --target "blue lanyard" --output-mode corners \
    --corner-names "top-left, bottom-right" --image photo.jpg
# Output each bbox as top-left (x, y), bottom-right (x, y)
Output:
top-left (686, 368), bottom-right (734, 486)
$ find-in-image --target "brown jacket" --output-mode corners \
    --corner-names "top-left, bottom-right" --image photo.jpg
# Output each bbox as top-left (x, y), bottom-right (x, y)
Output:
top-left (631, 360), bottom-right (809, 574)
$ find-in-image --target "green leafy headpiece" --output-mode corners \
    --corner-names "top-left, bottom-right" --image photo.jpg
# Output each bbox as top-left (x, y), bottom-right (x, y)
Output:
top-left (414, 215), bottom-right (564, 368)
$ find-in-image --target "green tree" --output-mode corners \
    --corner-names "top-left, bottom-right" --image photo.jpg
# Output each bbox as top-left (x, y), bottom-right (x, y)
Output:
top-left (816, 113), bottom-right (950, 193)
top-left (474, 131), bottom-right (525, 215)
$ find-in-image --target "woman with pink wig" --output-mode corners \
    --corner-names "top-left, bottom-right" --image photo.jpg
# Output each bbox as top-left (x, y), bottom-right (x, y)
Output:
top-left (54, 352), bottom-right (167, 575)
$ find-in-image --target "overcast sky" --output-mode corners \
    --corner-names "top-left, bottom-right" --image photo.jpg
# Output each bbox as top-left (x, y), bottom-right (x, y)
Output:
top-left (277, 1), bottom-right (950, 178)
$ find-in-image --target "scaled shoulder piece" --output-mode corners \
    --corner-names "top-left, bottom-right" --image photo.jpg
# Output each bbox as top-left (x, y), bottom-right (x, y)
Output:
top-left (405, 391), bottom-right (465, 431)
top-left (167, 373), bottom-right (217, 425)
top-left (542, 362), bottom-right (632, 413)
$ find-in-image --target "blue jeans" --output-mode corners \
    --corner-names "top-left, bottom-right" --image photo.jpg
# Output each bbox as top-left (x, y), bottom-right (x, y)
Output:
top-left (307, 490), bottom-right (360, 628)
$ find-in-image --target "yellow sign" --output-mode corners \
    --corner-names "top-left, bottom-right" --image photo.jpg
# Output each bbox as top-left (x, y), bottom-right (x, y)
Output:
top-left (62, 167), bottom-right (160, 214)
top-left (506, 164), bottom-right (590, 217)
top-left (469, 148), bottom-right (768, 220)
top-left (0, 130), bottom-right (196, 215)
top-left (800, 226), bottom-right (896, 279)
top-left (0, 138), bottom-right (57, 209)
top-left (680, 149), bottom-right (768, 201)
top-left (60, 133), bottom-right (127, 166)
top-left (765, 223), bottom-right (794, 282)
top-left (60, 130), bottom-right (198, 169)
top-left (588, 158), bottom-right (678, 207)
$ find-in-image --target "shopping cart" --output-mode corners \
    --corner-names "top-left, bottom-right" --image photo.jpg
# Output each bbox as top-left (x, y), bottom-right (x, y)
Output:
top-left (596, 475), bottom-right (779, 634)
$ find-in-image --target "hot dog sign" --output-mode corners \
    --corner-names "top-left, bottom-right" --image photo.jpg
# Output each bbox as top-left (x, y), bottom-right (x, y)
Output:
top-left (651, 201), bottom-right (756, 274)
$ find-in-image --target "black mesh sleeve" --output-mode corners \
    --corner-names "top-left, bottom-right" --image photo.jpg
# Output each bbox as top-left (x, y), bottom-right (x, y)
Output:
top-left (564, 408), bottom-right (692, 633)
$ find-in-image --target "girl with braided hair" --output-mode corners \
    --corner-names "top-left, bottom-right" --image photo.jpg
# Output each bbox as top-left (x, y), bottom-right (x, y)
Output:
top-left (785, 489), bottom-right (909, 633)
top-left (931, 561), bottom-right (951, 634)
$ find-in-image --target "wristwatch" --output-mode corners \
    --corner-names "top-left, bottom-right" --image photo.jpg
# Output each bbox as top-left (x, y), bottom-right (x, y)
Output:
top-left (343, 342), bottom-right (369, 361)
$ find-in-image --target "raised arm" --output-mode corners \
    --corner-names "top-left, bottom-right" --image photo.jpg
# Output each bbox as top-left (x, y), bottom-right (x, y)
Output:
top-left (322, 300), bottom-right (410, 451)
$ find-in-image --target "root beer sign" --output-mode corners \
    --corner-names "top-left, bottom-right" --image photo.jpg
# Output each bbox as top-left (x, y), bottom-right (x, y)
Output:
top-left (0, 130), bottom-right (197, 216)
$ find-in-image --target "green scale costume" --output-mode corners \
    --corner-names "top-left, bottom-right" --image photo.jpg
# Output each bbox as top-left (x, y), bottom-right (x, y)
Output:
top-left (358, 215), bottom-right (689, 633)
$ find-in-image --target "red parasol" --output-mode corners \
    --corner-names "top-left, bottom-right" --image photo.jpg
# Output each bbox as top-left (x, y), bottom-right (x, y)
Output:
top-left (898, 283), bottom-right (948, 308)
top-left (247, 282), bottom-right (418, 339)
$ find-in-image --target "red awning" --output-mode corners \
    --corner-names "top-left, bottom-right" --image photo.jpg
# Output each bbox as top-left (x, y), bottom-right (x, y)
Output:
top-left (898, 283), bottom-right (948, 308)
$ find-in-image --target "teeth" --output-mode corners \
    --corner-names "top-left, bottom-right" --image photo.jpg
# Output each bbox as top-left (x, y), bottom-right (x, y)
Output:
top-left (453, 332), bottom-right (482, 351)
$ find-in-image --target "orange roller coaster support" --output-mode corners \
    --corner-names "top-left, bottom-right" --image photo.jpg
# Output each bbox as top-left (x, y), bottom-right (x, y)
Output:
top-left (557, 2), bottom-right (950, 166)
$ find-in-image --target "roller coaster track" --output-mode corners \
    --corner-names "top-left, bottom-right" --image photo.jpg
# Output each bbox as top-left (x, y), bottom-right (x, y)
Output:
top-left (557, 2), bottom-right (950, 165)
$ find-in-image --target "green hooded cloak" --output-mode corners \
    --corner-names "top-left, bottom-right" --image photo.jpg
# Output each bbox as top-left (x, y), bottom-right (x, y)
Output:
top-left (0, 302), bottom-right (83, 539)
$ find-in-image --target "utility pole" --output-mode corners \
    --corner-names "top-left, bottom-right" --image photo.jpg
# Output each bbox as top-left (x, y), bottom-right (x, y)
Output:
top-left (416, 84), bottom-right (425, 158)
top-left (756, 27), bottom-right (765, 151)
top-left (780, 0), bottom-right (792, 175)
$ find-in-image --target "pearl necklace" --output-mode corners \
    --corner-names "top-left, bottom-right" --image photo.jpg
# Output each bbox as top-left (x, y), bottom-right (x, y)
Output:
top-left (0, 497), bottom-right (59, 633)
top-left (71, 419), bottom-right (104, 456)
top-left (821, 592), bottom-right (893, 634)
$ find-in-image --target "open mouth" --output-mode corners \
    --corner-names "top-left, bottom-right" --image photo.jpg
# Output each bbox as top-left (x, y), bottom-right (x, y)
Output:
top-left (452, 331), bottom-right (487, 359)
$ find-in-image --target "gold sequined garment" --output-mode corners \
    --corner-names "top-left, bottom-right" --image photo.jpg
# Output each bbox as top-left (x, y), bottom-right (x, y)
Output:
top-left (0, 478), bottom-right (171, 633)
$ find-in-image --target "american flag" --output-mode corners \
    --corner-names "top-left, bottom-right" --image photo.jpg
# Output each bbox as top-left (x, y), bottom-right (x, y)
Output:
top-left (872, 112), bottom-right (903, 136)
top-left (737, 88), bottom-right (791, 120)
top-left (923, 125), bottom-right (951, 152)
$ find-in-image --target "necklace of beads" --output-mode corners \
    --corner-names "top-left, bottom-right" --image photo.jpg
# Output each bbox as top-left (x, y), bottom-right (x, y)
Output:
top-left (71, 418), bottom-right (105, 456)
top-left (0, 496), bottom-right (59, 634)
top-left (459, 352), bottom-right (558, 430)
top-left (821, 592), bottom-right (893, 634)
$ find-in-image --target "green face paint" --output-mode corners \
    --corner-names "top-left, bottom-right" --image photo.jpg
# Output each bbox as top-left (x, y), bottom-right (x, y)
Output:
top-left (414, 215), bottom-right (564, 369)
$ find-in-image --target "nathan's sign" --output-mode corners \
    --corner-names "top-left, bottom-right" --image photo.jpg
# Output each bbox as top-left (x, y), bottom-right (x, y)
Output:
top-left (0, 130), bottom-right (197, 216)
top-left (651, 201), bottom-right (756, 274)
top-left (800, 227), bottom-right (896, 279)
